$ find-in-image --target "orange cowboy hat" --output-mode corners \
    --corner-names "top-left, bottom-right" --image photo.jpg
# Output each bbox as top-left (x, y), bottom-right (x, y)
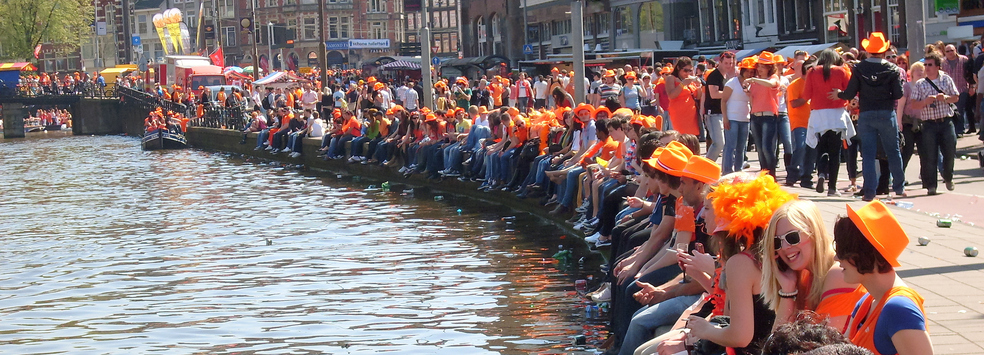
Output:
top-left (573, 103), bottom-right (594, 116)
top-left (478, 106), bottom-right (489, 114)
top-left (773, 54), bottom-right (786, 64)
top-left (861, 32), bottom-right (891, 54)
top-left (424, 113), bottom-right (437, 122)
top-left (455, 77), bottom-right (467, 85)
top-left (445, 109), bottom-right (455, 117)
top-left (642, 147), bottom-right (665, 170)
top-left (434, 81), bottom-right (447, 89)
top-left (756, 51), bottom-right (778, 65)
top-left (613, 108), bottom-right (634, 117)
top-left (551, 67), bottom-right (560, 73)
top-left (679, 156), bottom-right (721, 184)
top-left (593, 106), bottom-right (613, 119)
top-left (373, 82), bottom-right (385, 90)
top-left (624, 71), bottom-right (637, 80)
top-left (846, 200), bottom-right (908, 267)
top-left (739, 57), bottom-right (758, 69)
top-left (507, 106), bottom-right (520, 117)
top-left (603, 70), bottom-right (616, 78)
top-left (660, 66), bottom-right (673, 75)
top-left (650, 143), bottom-right (693, 176)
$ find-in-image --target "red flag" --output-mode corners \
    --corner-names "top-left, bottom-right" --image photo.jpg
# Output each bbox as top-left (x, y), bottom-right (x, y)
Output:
top-left (34, 44), bottom-right (42, 59)
top-left (209, 47), bottom-right (224, 67)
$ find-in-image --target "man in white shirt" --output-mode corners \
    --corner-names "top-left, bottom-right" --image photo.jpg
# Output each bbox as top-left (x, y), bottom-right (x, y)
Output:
top-left (533, 75), bottom-right (549, 109)
top-left (404, 79), bottom-right (419, 111)
top-left (300, 84), bottom-right (319, 111)
top-left (332, 85), bottom-right (345, 108)
top-left (395, 82), bottom-right (409, 106)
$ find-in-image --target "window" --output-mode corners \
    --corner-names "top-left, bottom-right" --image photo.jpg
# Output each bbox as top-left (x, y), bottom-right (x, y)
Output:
top-left (266, 0), bottom-right (277, 7)
top-left (823, 0), bottom-right (850, 43)
top-left (369, 0), bottom-right (382, 12)
top-left (449, 32), bottom-right (457, 52)
top-left (138, 15), bottom-right (147, 35)
top-left (441, 11), bottom-right (448, 29)
top-left (597, 13), bottom-right (608, 34)
top-left (442, 33), bottom-right (450, 53)
top-left (328, 16), bottom-right (350, 38)
top-left (286, 19), bottom-right (297, 41)
top-left (223, 26), bottom-right (237, 46)
top-left (431, 12), bottom-right (438, 28)
top-left (756, 0), bottom-right (765, 24)
top-left (491, 14), bottom-right (500, 41)
top-left (449, 10), bottom-right (456, 28)
top-left (187, 11), bottom-right (196, 28)
top-left (221, 0), bottom-right (234, 18)
top-left (408, 13), bottom-right (417, 30)
top-left (285, 0), bottom-right (296, 5)
top-left (477, 17), bottom-right (486, 43)
top-left (303, 17), bottom-right (317, 40)
top-left (371, 21), bottom-right (386, 39)
top-left (782, 0), bottom-right (815, 34)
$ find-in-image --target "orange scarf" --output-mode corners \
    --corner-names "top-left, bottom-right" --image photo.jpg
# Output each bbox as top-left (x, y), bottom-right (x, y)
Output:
top-left (847, 286), bottom-right (925, 355)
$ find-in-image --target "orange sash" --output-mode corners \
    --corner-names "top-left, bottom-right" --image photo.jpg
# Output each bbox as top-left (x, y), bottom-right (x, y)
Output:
top-left (847, 286), bottom-right (925, 355)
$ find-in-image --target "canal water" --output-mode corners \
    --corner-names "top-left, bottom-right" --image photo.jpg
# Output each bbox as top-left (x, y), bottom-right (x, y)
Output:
top-left (0, 134), bottom-right (606, 354)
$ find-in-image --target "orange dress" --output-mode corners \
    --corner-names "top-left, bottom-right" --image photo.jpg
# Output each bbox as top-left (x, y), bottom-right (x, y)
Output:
top-left (668, 80), bottom-right (700, 136)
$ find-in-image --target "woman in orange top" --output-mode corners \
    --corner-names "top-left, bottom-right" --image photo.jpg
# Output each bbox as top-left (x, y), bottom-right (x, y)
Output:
top-left (834, 201), bottom-right (932, 355)
top-left (761, 200), bottom-right (863, 333)
top-left (745, 51), bottom-right (782, 178)
top-left (665, 56), bottom-right (702, 136)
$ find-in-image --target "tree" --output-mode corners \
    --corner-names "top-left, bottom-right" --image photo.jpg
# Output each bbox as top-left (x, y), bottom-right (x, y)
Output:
top-left (0, 0), bottom-right (94, 61)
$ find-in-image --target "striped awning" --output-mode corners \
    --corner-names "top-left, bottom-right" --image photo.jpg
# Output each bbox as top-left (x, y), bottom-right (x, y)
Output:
top-left (0, 62), bottom-right (37, 71)
top-left (381, 60), bottom-right (421, 70)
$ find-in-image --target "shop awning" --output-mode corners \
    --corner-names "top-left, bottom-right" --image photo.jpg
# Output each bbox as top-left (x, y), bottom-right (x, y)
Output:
top-left (381, 60), bottom-right (421, 70)
top-left (0, 62), bottom-right (37, 71)
top-left (253, 71), bottom-right (310, 85)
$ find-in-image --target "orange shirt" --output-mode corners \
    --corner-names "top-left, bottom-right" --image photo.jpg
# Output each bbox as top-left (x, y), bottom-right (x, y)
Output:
top-left (286, 93), bottom-right (295, 108)
top-left (342, 116), bottom-right (362, 136)
top-left (848, 286), bottom-right (926, 355)
top-left (490, 83), bottom-right (504, 106)
top-left (786, 77), bottom-right (811, 129)
top-left (216, 91), bottom-right (227, 102)
top-left (749, 74), bottom-right (780, 114)
top-left (379, 118), bottom-right (391, 137)
top-left (515, 124), bottom-right (530, 145)
top-left (668, 80), bottom-right (700, 136)
top-left (579, 136), bottom-right (618, 165)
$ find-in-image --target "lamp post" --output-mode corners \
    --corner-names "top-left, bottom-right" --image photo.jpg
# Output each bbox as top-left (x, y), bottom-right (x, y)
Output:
top-left (420, 1), bottom-right (433, 110)
top-left (318, 0), bottom-right (328, 87)
top-left (572, 0), bottom-right (585, 104)
top-left (251, 0), bottom-right (260, 76)
top-left (268, 22), bottom-right (274, 72)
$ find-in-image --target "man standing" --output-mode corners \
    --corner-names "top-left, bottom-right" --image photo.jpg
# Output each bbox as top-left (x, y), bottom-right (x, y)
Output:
top-left (910, 52), bottom-right (959, 195)
top-left (533, 75), bottom-right (548, 109)
top-left (832, 32), bottom-right (905, 201)
top-left (941, 44), bottom-right (971, 134)
top-left (703, 51), bottom-right (736, 161)
top-left (404, 79), bottom-right (420, 111)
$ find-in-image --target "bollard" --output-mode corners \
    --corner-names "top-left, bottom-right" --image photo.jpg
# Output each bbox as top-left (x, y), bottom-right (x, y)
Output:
top-left (965, 247), bottom-right (979, 257)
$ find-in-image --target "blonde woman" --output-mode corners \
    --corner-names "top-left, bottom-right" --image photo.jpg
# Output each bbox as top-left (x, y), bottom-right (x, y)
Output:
top-left (760, 200), bottom-right (864, 333)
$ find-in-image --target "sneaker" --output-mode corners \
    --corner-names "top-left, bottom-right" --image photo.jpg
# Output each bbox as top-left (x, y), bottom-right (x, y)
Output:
top-left (566, 213), bottom-right (584, 224)
top-left (398, 166), bottom-right (408, 173)
top-left (444, 171), bottom-right (460, 177)
top-left (827, 190), bottom-right (842, 197)
top-left (595, 238), bottom-right (612, 248)
top-left (348, 156), bottom-right (358, 163)
top-left (945, 180), bottom-right (955, 191)
top-left (254, 146), bottom-right (262, 151)
top-left (928, 188), bottom-right (939, 196)
top-left (575, 199), bottom-right (591, 213)
top-left (289, 152), bottom-right (301, 158)
top-left (573, 219), bottom-right (588, 230)
top-left (589, 284), bottom-right (612, 302)
top-left (816, 174), bottom-right (826, 193)
top-left (271, 149), bottom-right (280, 154)
top-left (265, 145), bottom-right (274, 151)
top-left (584, 231), bottom-right (602, 243)
top-left (283, 147), bottom-right (292, 153)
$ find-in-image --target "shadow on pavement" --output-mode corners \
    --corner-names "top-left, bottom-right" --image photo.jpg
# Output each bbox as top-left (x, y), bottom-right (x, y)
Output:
top-left (898, 262), bottom-right (984, 278)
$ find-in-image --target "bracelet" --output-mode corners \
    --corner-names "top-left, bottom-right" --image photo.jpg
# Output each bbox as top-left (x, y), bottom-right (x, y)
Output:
top-left (778, 290), bottom-right (799, 299)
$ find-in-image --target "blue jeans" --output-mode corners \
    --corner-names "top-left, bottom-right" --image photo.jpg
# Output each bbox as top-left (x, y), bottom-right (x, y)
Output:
top-left (350, 136), bottom-right (370, 157)
top-left (723, 120), bottom-right (750, 174)
top-left (919, 118), bottom-right (957, 190)
top-left (442, 141), bottom-right (460, 168)
top-left (705, 113), bottom-right (724, 161)
top-left (857, 110), bottom-right (905, 197)
top-left (750, 114), bottom-right (779, 177)
top-left (256, 129), bottom-right (270, 148)
top-left (618, 294), bottom-right (702, 355)
top-left (497, 148), bottom-right (518, 182)
top-left (611, 264), bottom-right (682, 347)
top-left (788, 127), bottom-right (816, 186)
top-left (560, 167), bottom-right (586, 208)
top-left (778, 113), bottom-right (792, 158)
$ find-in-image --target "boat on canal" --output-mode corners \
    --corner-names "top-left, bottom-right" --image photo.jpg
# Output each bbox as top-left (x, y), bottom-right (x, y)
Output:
top-left (142, 127), bottom-right (188, 150)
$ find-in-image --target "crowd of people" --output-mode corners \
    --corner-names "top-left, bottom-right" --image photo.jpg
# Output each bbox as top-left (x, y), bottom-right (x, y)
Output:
top-left (25, 108), bottom-right (73, 129)
top-left (229, 32), bottom-right (944, 355)
top-left (14, 71), bottom-right (108, 96)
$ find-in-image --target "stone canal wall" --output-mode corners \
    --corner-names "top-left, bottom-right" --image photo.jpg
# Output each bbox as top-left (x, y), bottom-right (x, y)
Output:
top-left (186, 127), bottom-right (582, 236)
top-left (73, 98), bottom-right (147, 137)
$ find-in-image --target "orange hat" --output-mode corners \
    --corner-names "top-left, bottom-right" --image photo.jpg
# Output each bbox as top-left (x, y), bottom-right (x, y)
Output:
top-left (198, 86), bottom-right (204, 90)
top-left (630, 115), bottom-right (656, 128)
top-left (642, 147), bottom-right (665, 170)
top-left (652, 144), bottom-right (692, 176)
top-left (624, 71), bottom-right (637, 80)
top-left (373, 82), bottom-right (385, 90)
top-left (551, 67), bottom-right (560, 73)
top-left (861, 32), bottom-right (891, 54)
top-left (454, 107), bottom-right (466, 114)
top-left (434, 81), bottom-right (447, 89)
top-left (419, 107), bottom-right (432, 114)
top-left (708, 173), bottom-right (797, 248)
top-left (507, 106), bottom-right (520, 117)
top-left (846, 200), bottom-right (908, 267)
top-left (456, 77), bottom-right (467, 85)
top-left (445, 109), bottom-right (455, 117)
top-left (613, 108), bottom-right (634, 117)
top-left (756, 51), bottom-right (777, 65)
top-left (478, 106), bottom-right (489, 114)
top-left (773, 54), bottom-right (786, 64)
top-left (738, 57), bottom-right (757, 69)
top-left (391, 105), bottom-right (404, 113)
top-left (573, 103), bottom-right (594, 116)
top-left (603, 70), bottom-right (616, 78)
top-left (425, 113), bottom-right (437, 122)
top-left (367, 76), bottom-right (377, 83)
top-left (385, 107), bottom-right (396, 115)
top-left (679, 156), bottom-right (721, 184)
top-left (333, 109), bottom-right (342, 118)
top-left (660, 66), bottom-right (673, 75)
top-left (593, 106), bottom-right (612, 119)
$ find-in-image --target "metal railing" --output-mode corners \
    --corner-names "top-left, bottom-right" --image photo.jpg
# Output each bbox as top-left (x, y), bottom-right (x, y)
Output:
top-left (0, 80), bottom-right (118, 99)
top-left (117, 86), bottom-right (249, 131)
top-left (117, 86), bottom-right (194, 119)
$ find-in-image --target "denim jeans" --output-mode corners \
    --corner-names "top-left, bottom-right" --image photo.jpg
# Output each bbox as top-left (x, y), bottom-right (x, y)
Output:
top-left (788, 127), bottom-right (816, 186)
top-left (955, 92), bottom-right (969, 134)
top-left (442, 141), bottom-right (460, 168)
top-left (497, 148), bottom-right (518, 182)
top-left (778, 113), bottom-right (792, 158)
top-left (705, 113), bottom-right (724, 161)
top-left (559, 167), bottom-right (586, 208)
top-left (611, 264), bottom-right (682, 347)
top-left (750, 114), bottom-right (779, 177)
top-left (857, 110), bottom-right (905, 197)
top-left (918, 118), bottom-right (957, 190)
top-left (350, 136), bottom-right (370, 157)
top-left (617, 294), bottom-right (702, 355)
top-left (723, 120), bottom-right (750, 174)
top-left (256, 129), bottom-right (271, 148)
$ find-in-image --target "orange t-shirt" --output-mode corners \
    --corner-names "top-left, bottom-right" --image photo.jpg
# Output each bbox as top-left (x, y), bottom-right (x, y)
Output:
top-left (579, 136), bottom-right (618, 165)
top-left (490, 84), bottom-right (504, 107)
top-left (515, 125), bottom-right (530, 145)
top-left (342, 116), bottom-right (362, 136)
top-left (749, 75), bottom-right (780, 114)
top-left (786, 77), bottom-right (811, 129)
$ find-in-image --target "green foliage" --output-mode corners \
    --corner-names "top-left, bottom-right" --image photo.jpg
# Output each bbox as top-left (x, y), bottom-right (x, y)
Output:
top-left (0, 0), bottom-right (95, 60)
top-left (640, 2), bottom-right (664, 33)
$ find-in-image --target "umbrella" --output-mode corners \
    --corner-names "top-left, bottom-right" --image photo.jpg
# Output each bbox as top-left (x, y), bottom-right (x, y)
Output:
top-left (223, 66), bottom-right (244, 74)
top-left (242, 66), bottom-right (255, 74)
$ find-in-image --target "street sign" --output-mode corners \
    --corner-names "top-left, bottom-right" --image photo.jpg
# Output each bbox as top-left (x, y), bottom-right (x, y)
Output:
top-left (523, 44), bottom-right (534, 55)
top-left (431, 56), bottom-right (441, 66)
top-left (131, 35), bottom-right (141, 47)
top-left (134, 44), bottom-right (144, 54)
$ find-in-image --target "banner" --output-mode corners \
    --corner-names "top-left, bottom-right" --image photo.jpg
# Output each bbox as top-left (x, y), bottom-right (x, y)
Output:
top-left (210, 47), bottom-right (225, 67)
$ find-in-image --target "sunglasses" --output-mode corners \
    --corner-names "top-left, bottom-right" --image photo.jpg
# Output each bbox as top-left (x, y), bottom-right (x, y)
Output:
top-left (925, 63), bottom-right (936, 67)
top-left (887, 55), bottom-right (898, 59)
top-left (774, 231), bottom-right (803, 249)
